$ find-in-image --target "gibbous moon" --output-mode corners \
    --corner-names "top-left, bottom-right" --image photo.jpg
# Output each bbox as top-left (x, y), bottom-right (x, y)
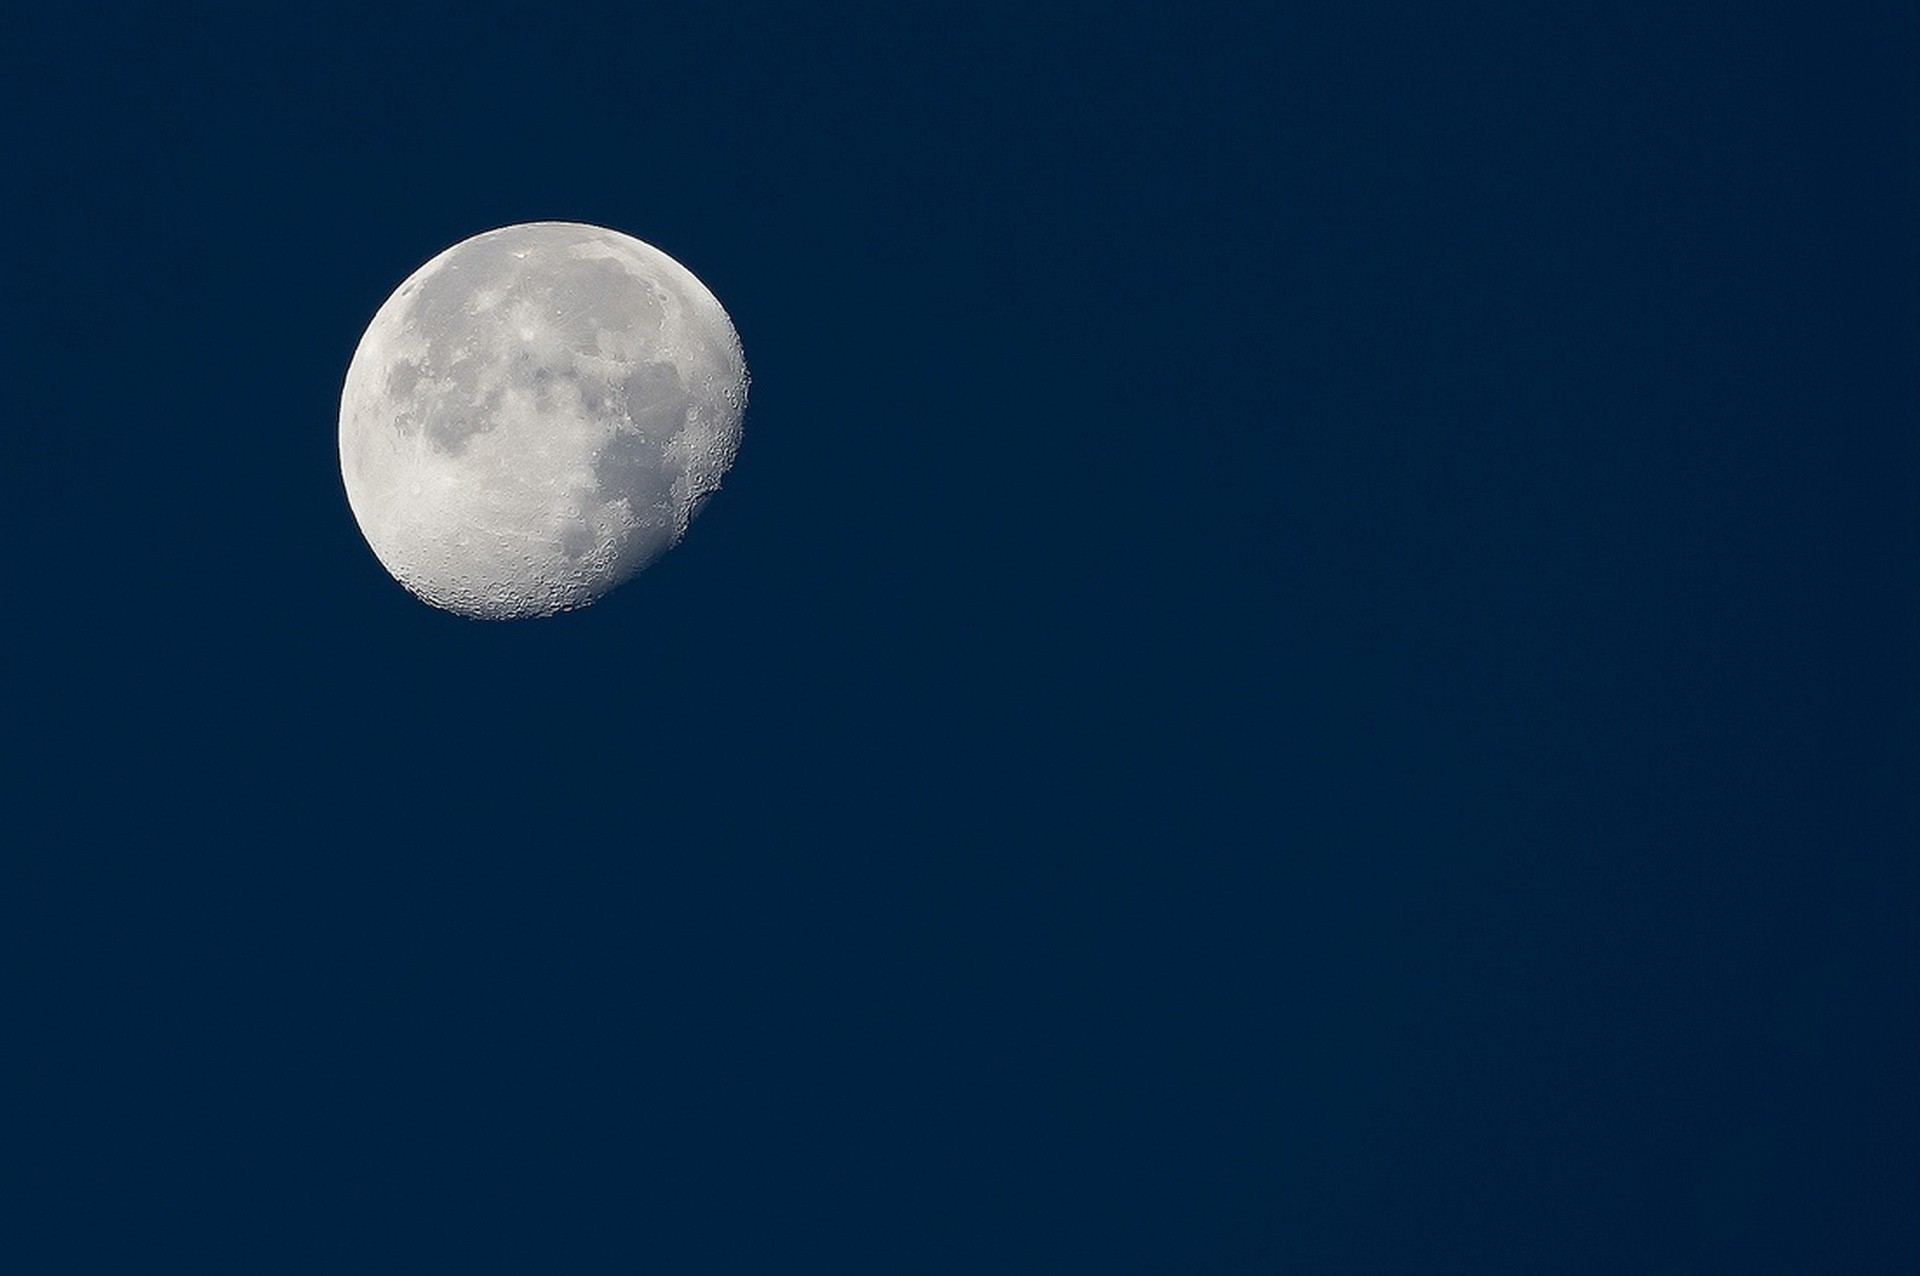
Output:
top-left (339, 222), bottom-right (747, 619)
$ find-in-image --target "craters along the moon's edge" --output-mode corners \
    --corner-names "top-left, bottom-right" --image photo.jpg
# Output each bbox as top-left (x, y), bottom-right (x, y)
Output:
top-left (339, 222), bottom-right (746, 620)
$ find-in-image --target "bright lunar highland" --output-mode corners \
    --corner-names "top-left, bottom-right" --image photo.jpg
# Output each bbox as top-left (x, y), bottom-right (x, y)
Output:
top-left (339, 222), bottom-right (747, 619)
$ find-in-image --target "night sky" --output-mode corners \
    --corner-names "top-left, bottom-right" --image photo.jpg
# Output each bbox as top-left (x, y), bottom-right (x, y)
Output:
top-left (9, 3), bottom-right (1916, 1271)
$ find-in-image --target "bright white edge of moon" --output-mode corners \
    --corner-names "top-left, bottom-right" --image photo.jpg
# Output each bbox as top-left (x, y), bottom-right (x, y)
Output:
top-left (339, 221), bottom-right (747, 619)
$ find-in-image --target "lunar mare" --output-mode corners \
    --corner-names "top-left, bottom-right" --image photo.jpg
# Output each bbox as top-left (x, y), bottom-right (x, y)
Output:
top-left (339, 222), bottom-right (746, 619)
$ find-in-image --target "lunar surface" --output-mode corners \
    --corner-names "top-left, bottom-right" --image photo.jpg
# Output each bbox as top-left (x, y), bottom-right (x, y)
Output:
top-left (339, 222), bottom-right (747, 619)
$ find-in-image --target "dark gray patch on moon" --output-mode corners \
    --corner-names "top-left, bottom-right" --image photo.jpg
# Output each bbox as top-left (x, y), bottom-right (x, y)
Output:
top-left (622, 362), bottom-right (689, 438)
top-left (421, 399), bottom-right (476, 452)
top-left (386, 359), bottom-right (422, 401)
top-left (594, 429), bottom-right (673, 527)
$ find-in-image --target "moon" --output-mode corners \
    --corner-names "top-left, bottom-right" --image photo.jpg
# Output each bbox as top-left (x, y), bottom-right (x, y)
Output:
top-left (339, 222), bottom-right (747, 619)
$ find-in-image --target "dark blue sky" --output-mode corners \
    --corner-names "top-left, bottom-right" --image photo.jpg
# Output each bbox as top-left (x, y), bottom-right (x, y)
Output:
top-left (8, 3), bottom-right (1915, 1271)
